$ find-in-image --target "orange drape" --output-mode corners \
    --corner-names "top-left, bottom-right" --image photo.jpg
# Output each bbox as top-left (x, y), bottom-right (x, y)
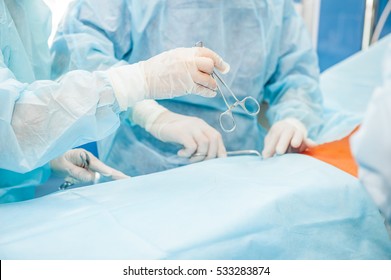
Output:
top-left (303, 128), bottom-right (359, 177)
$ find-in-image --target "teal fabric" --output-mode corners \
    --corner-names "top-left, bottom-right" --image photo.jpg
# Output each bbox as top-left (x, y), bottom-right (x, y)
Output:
top-left (0, 0), bottom-right (121, 203)
top-left (0, 0), bottom-right (52, 202)
top-left (52, 0), bottom-right (324, 176)
top-left (0, 0), bottom-right (51, 83)
top-left (0, 165), bottom-right (50, 204)
top-left (0, 155), bottom-right (390, 259)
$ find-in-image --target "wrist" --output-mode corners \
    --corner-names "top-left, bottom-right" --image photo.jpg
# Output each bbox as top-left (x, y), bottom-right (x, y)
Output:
top-left (131, 100), bottom-right (168, 131)
top-left (107, 63), bottom-right (148, 110)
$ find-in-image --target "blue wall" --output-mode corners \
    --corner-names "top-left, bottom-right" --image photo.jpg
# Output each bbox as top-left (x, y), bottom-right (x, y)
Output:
top-left (317, 0), bottom-right (366, 71)
top-left (317, 0), bottom-right (391, 72)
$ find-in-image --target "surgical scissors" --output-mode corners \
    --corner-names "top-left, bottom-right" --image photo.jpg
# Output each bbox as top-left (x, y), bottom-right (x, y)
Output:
top-left (59, 151), bottom-right (91, 190)
top-left (195, 41), bottom-right (261, 133)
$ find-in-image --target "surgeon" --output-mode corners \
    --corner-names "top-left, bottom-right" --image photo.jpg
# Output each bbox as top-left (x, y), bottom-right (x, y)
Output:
top-left (52, 0), bottom-right (323, 176)
top-left (0, 0), bottom-right (229, 203)
top-left (351, 46), bottom-right (391, 238)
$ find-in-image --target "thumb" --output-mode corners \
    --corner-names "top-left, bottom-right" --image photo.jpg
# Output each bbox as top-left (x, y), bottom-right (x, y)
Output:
top-left (177, 137), bottom-right (197, 158)
top-left (197, 47), bottom-right (230, 74)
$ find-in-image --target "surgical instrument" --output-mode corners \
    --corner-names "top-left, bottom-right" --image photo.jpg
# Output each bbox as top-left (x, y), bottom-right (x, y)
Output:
top-left (195, 41), bottom-right (261, 133)
top-left (227, 150), bottom-right (262, 157)
top-left (59, 151), bottom-right (91, 190)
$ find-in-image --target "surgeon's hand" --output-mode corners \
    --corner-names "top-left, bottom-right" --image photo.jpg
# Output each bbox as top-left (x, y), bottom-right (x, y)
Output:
top-left (50, 149), bottom-right (129, 184)
top-left (108, 47), bottom-right (230, 110)
top-left (262, 118), bottom-right (316, 159)
top-left (148, 111), bottom-right (227, 162)
top-left (141, 47), bottom-right (230, 99)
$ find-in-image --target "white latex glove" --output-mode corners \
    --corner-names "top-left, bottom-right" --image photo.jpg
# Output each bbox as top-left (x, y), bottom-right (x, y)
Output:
top-left (131, 100), bottom-right (226, 162)
top-left (262, 118), bottom-right (316, 159)
top-left (50, 148), bottom-right (129, 184)
top-left (108, 47), bottom-right (230, 110)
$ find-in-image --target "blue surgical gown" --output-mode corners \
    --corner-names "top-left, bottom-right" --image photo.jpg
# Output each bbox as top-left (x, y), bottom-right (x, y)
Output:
top-left (351, 45), bottom-right (391, 233)
top-left (52, 0), bottom-right (324, 176)
top-left (0, 0), bottom-right (121, 202)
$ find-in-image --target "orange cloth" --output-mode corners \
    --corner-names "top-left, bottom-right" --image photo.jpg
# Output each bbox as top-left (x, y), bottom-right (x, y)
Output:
top-left (303, 128), bottom-right (359, 177)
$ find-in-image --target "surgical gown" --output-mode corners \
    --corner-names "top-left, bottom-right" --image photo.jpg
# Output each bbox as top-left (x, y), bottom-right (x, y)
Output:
top-left (0, 0), bottom-right (121, 202)
top-left (52, 0), bottom-right (324, 176)
top-left (351, 44), bottom-right (391, 233)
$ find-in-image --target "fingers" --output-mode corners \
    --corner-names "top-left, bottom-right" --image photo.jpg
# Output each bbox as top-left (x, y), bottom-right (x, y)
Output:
top-left (304, 138), bottom-right (317, 149)
top-left (192, 57), bottom-right (219, 98)
top-left (192, 70), bottom-right (217, 90)
top-left (206, 130), bottom-right (227, 159)
top-left (86, 152), bottom-right (130, 180)
top-left (217, 139), bottom-right (227, 158)
top-left (204, 127), bottom-right (227, 159)
top-left (176, 124), bottom-right (226, 162)
top-left (291, 129), bottom-right (304, 148)
top-left (195, 57), bottom-right (215, 74)
top-left (189, 130), bottom-right (209, 163)
top-left (205, 136), bottom-right (218, 160)
top-left (275, 129), bottom-right (295, 155)
top-left (262, 130), bottom-right (279, 159)
top-left (262, 121), bottom-right (315, 158)
top-left (192, 83), bottom-right (217, 98)
top-left (51, 149), bottom-right (95, 182)
top-left (110, 170), bottom-right (131, 180)
top-left (67, 162), bottom-right (96, 183)
top-left (295, 138), bottom-right (317, 153)
top-left (195, 47), bottom-right (230, 74)
top-left (177, 137), bottom-right (198, 158)
top-left (52, 149), bottom-right (129, 184)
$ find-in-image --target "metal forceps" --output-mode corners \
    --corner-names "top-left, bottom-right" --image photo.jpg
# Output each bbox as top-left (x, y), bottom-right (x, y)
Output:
top-left (227, 150), bottom-right (262, 157)
top-left (195, 41), bottom-right (261, 133)
top-left (59, 151), bottom-right (91, 190)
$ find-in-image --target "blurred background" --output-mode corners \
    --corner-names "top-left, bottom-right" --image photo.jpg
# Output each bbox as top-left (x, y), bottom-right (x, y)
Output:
top-left (41, 0), bottom-right (391, 162)
top-left (36, 0), bottom-right (391, 195)
top-left (44, 0), bottom-right (391, 72)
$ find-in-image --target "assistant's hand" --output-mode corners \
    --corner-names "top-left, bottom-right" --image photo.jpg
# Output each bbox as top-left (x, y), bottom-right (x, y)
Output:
top-left (148, 111), bottom-right (227, 162)
top-left (262, 118), bottom-right (316, 159)
top-left (50, 148), bottom-right (129, 184)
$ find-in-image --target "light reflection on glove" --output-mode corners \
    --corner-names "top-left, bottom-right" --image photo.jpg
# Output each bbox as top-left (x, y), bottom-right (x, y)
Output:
top-left (50, 148), bottom-right (129, 184)
top-left (148, 111), bottom-right (227, 163)
top-left (262, 118), bottom-right (316, 159)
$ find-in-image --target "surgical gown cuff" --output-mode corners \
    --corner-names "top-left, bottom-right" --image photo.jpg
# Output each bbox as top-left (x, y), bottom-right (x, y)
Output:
top-left (107, 63), bottom-right (147, 110)
top-left (131, 100), bottom-right (168, 130)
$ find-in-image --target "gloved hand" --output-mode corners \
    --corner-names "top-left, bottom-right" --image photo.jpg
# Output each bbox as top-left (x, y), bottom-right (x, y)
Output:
top-left (131, 100), bottom-right (226, 162)
top-left (150, 111), bottom-right (227, 162)
top-left (141, 47), bottom-right (230, 99)
top-left (262, 118), bottom-right (316, 159)
top-left (108, 47), bottom-right (230, 110)
top-left (50, 148), bottom-right (129, 184)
